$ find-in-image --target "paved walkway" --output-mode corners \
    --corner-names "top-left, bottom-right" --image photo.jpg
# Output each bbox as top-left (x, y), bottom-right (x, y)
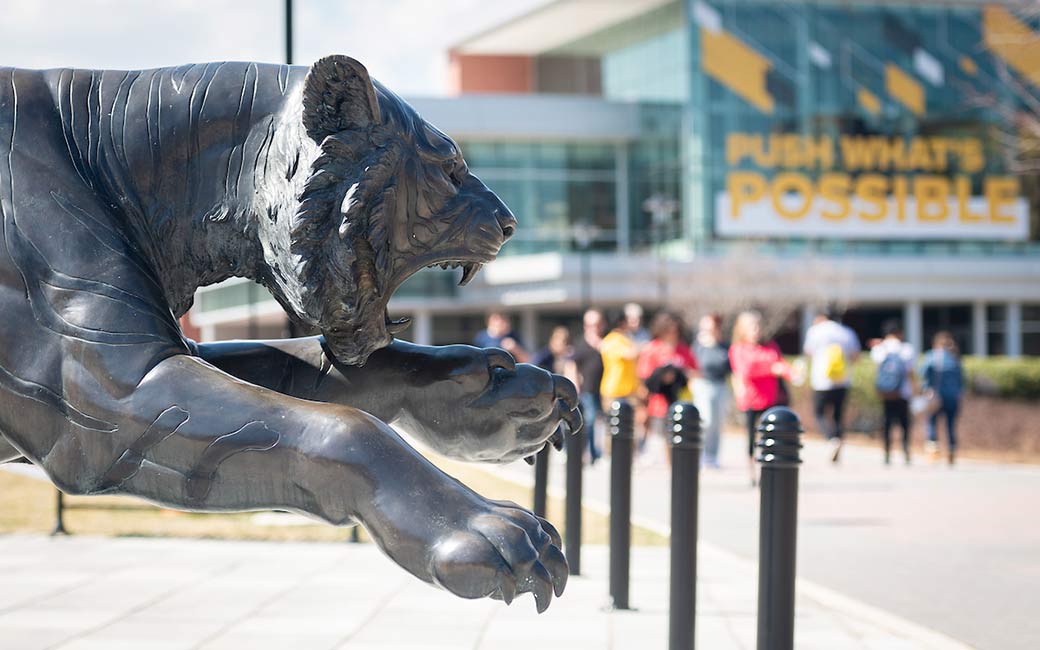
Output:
top-left (0, 533), bottom-right (968, 650)
top-left (495, 429), bottom-right (1038, 650)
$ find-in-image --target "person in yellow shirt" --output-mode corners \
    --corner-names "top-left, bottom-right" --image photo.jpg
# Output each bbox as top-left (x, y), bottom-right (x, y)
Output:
top-left (600, 310), bottom-right (652, 457)
top-left (600, 314), bottom-right (641, 405)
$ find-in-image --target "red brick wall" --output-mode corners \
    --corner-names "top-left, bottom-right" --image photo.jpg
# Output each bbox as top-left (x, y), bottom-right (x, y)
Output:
top-left (449, 53), bottom-right (533, 94)
top-left (179, 313), bottom-right (201, 342)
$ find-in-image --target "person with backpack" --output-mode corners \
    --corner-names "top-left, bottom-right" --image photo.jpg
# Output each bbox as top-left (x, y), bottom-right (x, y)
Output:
top-left (920, 331), bottom-right (964, 465)
top-left (870, 319), bottom-right (916, 465)
top-left (638, 311), bottom-right (698, 463)
top-left (803, 309), bottom-right (861, 463)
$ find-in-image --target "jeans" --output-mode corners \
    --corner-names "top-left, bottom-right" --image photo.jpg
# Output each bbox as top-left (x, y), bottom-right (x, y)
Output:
top-left (881, 398), bottom-right (911, 458)
top-left (580, 392), bottom-right (602, 461)
top-left (927, 395), bottom-right (959, 450)
top-left (812, 387), bottom-right (848, 439)
top-left (694, 378), bottom-right (727, 466)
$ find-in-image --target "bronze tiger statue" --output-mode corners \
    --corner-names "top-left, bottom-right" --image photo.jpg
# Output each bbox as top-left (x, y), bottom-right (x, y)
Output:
top-left (0, 55), bottom-right (579, 612)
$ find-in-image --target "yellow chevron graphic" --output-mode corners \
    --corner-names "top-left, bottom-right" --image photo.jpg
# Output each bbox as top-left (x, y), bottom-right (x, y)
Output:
top-left (701, 27), bottom-right (774, 113)
top-left (983, 5), bottom-right (1040, 86)
top-left (885, 64), bottom-right (925, 116)
top-left (858, 88), bottom-right (881, 115)
top-left (959, 56), bottom-right (978, 77)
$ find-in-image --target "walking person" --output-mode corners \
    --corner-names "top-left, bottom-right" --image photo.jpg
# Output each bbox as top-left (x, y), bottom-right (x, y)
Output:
top-left (637, 311), bottom-right (698, 461)
top-left (532, 325), bottom-right (579, 386)
top-left (693, 314), bottom-right (730, 469)
top-left (572, 309), bottom-right (606, 464)
top-left (599, 311), bottom-right (642, 439)
top-left (729, 311), bottom-right (791, 486)
top-left (803, 309), bottom-right (861, 463)
top-left (870, 319), bottom-right (915, 465)
top-left (920, 331), bottom-right (964, 465)
top-left (473, 311), bottom-right (529, 363)
top-left (623, 302), bottom-right (652, 347)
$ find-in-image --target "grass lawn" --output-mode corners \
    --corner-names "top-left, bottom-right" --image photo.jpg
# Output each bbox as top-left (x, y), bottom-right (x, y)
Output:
top-left (0, 457), bottom-right (667, 547)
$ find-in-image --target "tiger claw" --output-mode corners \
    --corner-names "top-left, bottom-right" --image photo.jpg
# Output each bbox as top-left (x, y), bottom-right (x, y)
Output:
top-left (497, 573), bottom-right (517, 605)
top-left (562, 406), bottom-right (583, 436)
top-left (551, 427), bottom-right (565, 451)
top-left (529, 561), bottom-right (554, 613)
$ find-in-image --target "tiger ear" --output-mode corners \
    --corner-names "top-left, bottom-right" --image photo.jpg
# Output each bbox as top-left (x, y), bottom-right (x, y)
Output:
top-left (302, 55), bottom-right (381, 142)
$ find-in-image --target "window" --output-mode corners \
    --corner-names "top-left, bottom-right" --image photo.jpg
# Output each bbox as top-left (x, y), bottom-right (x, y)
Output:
top-left (923, 304), bottom-right (972, 354)
top-left (986, 305), bottom-right (1007, 355)
top-left (460, 140), bottom-right (619, 255)
top-left (1022, 305), bottom-right (1040, 356)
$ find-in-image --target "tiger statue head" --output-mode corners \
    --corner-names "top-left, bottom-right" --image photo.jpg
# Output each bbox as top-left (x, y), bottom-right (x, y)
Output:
top-left (261, 56), bottom-right (516, 365)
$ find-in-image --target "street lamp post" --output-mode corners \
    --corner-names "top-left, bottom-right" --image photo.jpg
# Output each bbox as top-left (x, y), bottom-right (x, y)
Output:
top-left (285, 0), bottom-right (293, 65)
top-left (283, 0), bottom-right (298, 339)
top-left (642, 194), bottom-right (679, 306)
top-left (572, 222), bottom-right (598, 310)
top-left (247, 281), bottom-right (259, 340)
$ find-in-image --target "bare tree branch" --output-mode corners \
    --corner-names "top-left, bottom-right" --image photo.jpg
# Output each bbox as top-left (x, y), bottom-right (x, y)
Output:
top-left (671, 243), bottom-right (852, 340)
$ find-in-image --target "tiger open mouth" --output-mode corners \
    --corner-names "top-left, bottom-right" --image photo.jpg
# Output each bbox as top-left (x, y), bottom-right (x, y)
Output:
top-left (381, 258), bottom-right (487, 335)
top-left (427, 259), bottom-right (484, 286)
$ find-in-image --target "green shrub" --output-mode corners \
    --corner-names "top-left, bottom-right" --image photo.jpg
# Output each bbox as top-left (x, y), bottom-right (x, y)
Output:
top-left (963, 356), bottom-right (1040, 400)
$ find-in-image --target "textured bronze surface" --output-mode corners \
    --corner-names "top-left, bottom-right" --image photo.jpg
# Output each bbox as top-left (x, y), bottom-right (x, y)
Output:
top-left (0, 55), bottom-right (578, 611)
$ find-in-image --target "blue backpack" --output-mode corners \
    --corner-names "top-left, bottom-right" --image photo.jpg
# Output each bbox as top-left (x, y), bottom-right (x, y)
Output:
top-left (927, 353), bottom-right (964, 399)
top-left (875, 352), bottom-right (907, 398)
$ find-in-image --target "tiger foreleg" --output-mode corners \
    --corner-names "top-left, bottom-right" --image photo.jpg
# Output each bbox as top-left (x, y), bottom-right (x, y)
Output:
top-left (196, 337), bottom-right (581, 463)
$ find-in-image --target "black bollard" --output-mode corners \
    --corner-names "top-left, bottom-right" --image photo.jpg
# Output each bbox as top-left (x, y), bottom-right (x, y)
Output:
top-left (51, 490), bottom-right (67, 536)
top-left (350, 525), bottom-right (360, 543)
top-left (669, 402), bottom-right (702, 650)
top-left (755, 407), bottom-right (804, 650)
top-left (533, 444), bottom-right (550, 518)
top-left (564, 421), bottom-right (584, 576)
top-left (608, 400), bottom-right (635, 609)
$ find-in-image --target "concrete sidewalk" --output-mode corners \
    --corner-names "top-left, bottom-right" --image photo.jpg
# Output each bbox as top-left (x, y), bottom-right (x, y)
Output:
top-left (0, 533), bottom-right (969, 650)
top-left (492, 428), bottom-right (1037, 650)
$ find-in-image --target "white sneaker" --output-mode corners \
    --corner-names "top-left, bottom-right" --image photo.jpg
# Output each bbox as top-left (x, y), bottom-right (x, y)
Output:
top-left (829, 438), bottom-right (843, 463)
top-left (925, 440), bottom-right (940, 462)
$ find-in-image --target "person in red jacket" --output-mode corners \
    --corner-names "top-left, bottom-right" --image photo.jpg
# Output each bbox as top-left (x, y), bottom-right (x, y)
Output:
top-left (638, 312), bottom-right (698, 461)
top-left (729, 311), bottom-right (791, 486)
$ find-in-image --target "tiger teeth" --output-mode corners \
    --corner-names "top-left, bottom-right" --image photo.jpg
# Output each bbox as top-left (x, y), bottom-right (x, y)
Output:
top-left (385, 316), bottom-right (411, 334)
top-left (421, 260), bottom-right (480, 283)
top-left (459, 262), bottom-right (483, 286)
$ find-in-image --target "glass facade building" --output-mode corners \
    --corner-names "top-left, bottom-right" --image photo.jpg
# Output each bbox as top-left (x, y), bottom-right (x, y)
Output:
top-left (459, 140), bottom-right (623, 254)
top-left (461, 0), bottom-right (1039, 258)
top-left (684, 1), bottom-right (1038, 257)
top-left (193, 1), bottom-right (1040, 356)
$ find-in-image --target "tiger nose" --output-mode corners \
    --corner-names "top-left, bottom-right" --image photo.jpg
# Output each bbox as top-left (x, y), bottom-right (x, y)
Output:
top-left (495, 208), bottom-right (517, 240)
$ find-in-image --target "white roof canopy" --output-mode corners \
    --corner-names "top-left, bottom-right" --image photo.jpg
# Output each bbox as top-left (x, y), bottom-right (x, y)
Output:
top-left (453, 0), bottom-right (674, 55)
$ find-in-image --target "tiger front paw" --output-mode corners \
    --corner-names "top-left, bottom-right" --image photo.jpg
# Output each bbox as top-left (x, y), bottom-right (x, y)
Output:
top-left (393, 345), bottom-right (581, 462)
top-left (426, 497), bottom-right (568, 612)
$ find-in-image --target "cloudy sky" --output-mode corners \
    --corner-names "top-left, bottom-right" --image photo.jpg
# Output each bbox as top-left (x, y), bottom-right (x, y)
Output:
top-left (0, 0), bottom-right (547, 95)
